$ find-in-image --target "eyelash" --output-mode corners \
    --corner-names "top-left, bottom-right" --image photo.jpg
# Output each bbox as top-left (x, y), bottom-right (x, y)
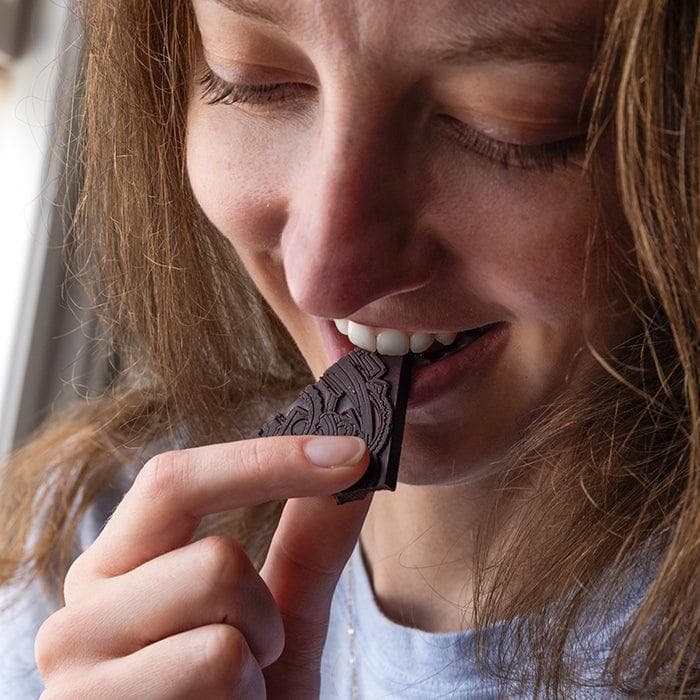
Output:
top-left (199, 67), bottom-right (310, 106)
top-left (198, 66), bottom-right (585, 172)
top-left (438, 116), bottom-right (585, 171)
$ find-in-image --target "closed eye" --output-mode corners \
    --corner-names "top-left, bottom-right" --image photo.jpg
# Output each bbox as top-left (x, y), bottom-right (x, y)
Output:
top-left (198, 64), bottom-right (587, 172)
top-left (198, 65), bottom-right (313, 106)
top-left (437, 115), bottom-right (587, 171)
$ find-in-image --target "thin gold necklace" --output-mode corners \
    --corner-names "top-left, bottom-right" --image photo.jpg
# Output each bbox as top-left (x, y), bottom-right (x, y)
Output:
top-left (347, 555), bottom-right (359, 699)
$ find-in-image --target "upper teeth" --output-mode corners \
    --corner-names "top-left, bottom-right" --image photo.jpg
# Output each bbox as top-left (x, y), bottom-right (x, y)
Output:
top-left (334, 319), bottom-right (459, 356)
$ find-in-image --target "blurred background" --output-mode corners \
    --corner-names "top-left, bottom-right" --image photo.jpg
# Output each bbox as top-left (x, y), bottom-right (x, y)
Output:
top-left (0, 0), bottom-right (106, 460)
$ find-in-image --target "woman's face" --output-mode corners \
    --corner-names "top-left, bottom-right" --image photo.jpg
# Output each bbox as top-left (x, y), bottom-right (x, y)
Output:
top-left (187, 0), bottom-right (633, 485)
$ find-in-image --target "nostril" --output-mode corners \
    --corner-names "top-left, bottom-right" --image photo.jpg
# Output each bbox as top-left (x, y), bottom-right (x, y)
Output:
top-left (284, 248), bottom-right (389, 319)
top-left (281, 225), bottom-right (437, 319)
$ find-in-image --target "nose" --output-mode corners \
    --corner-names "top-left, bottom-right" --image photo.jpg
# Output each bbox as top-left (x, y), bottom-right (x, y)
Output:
top-left (280, 104), bottom-right (435, 320)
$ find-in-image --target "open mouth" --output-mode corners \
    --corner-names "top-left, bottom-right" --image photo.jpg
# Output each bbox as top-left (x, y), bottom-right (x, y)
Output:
top-left (322, 318), bottom-right (509, 406)
top-left (413, 324), bottom-right (495, 367)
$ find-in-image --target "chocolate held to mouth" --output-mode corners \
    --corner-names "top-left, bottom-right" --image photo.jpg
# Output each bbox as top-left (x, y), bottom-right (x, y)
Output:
top-left (257, 349), bottom-right (413, 504)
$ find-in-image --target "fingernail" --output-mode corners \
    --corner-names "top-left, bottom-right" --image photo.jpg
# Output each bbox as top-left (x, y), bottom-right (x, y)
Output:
top-left (303, 436), bottom-right (366, 468)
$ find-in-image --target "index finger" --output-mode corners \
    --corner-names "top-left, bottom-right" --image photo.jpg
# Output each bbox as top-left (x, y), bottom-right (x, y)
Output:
top-left (79, 436), bottom-right (368, 579)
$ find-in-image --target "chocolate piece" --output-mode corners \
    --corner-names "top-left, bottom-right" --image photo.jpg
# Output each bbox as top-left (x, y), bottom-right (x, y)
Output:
top-left (257, 349), bottom-right (413, 504)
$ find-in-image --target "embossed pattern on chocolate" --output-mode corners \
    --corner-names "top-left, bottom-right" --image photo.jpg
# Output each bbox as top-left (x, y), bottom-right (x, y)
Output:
top-left (258, 349), bottom-right (413, 504)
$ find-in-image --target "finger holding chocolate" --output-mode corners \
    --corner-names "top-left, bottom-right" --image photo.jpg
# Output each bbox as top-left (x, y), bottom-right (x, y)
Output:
top-left (257, 349), bottom-right (413, 504)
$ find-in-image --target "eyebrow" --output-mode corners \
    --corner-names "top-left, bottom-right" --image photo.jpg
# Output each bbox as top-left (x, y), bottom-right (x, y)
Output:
top-left (209, 0), bottom-right (282, 27)
top-left (208, 0), bottom-right (598, 66)
top-left (436, 18), bottom-right (600, 66)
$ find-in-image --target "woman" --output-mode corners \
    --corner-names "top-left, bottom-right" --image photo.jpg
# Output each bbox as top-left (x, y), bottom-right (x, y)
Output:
top-left (0, 0), bottom-right (697, 696)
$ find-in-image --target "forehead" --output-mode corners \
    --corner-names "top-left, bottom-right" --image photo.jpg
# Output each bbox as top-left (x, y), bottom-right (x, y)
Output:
top-left (205, 0), bottom-right (607, 66)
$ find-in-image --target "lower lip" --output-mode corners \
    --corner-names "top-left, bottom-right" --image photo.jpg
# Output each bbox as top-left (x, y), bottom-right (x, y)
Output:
top-left (408, 323), bottom-right (509, 408)
top-left (318, 321), bottom-right (510, 409)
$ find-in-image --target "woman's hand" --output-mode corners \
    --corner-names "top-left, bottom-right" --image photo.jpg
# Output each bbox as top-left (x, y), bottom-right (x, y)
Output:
top-left (35, 435), bottom-right (371, 699)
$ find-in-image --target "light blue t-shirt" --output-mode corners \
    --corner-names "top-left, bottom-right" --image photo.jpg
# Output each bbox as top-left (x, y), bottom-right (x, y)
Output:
top-left (321, 544), bottom-right (502, 698)
top-left (0, 483), bottom-right (654, 699)
top-left (320, 543), bottom-right (653, 699)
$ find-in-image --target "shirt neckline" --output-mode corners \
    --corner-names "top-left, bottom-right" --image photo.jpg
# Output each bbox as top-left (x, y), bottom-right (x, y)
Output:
top-left (340, 543), bottom-right (502, 693)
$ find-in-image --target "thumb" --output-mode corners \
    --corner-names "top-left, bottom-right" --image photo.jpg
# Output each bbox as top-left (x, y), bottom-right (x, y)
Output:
top-left (260, 488), bottom-right (372, 697)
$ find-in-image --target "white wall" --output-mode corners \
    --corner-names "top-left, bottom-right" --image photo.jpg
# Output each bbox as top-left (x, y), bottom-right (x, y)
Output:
top-left (0, 1), bottom-right (70, 457)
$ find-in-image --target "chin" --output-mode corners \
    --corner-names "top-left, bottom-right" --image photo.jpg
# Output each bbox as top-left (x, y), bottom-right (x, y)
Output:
top-left (395, 426), bottom-right (512, 488)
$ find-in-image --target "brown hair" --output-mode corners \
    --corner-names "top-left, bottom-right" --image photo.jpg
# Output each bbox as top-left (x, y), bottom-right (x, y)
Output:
top-left (1, 0), bottom-right (697, 695)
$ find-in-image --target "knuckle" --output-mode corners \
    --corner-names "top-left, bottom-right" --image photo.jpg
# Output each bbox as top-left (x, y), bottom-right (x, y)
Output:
top-left (240, 439), bottom-right (269, 482)
top-left (285, 627), bottom-right (328, 669)
top-left (257, 620), bottom-right (285, 670)
top-left (267, 610), bottom-right (286, 666)
top-left (201, 625), bottom-right (248, 685)
top-left (139, 450), bottom-right (185, 504)
top-left (198, 536), bottom-right (247, 590)
top-left (35, 609), bottom-right (69, 677)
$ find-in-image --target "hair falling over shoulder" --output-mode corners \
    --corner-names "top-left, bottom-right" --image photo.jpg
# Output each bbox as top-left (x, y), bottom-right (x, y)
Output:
top-left (0, 0), bottom-right (697, 696)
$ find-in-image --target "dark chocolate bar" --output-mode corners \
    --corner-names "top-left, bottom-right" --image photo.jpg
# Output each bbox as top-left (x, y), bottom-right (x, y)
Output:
top-left (257, 349), bottom-right (413, 504)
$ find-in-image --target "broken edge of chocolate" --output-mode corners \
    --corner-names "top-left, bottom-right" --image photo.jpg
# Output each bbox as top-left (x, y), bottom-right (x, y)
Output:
top-left (257, 349), bottom-right (413, 504)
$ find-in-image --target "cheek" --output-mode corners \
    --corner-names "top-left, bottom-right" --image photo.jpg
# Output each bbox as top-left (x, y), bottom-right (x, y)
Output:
top-left (430, 155), bottom-right (592, 324)
top-left (492, 188), bottom-right (590, 320)
top-left (185, 100), bottom-right (298, 253)
top-left (186, 100), bottom-right (329, 370)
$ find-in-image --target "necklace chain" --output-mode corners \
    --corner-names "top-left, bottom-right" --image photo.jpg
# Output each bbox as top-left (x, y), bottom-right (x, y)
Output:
top-left (346, 554), bottom-right (359, 699)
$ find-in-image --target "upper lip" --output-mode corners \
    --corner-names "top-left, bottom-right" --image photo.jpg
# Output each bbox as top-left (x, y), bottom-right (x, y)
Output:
top-left (328, 317), bottom-right (496, 334)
